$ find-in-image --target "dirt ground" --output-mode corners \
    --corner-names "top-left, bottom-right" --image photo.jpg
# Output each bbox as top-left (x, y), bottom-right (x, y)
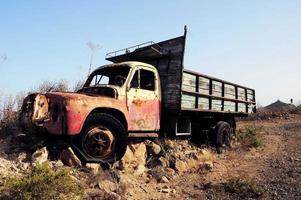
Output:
top-left (0, 115), bottom-right (300, 200)
top-left (125, 115), bottom-right (301, 200)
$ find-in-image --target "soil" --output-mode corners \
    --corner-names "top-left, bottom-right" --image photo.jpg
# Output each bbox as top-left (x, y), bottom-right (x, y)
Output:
top-left (124, 115), bottom-right (301, 200)
top-left (0, 115), bottom-right (300, 199)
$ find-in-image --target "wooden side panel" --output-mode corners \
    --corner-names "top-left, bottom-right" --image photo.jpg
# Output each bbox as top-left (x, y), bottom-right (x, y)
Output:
top-left (199, 77), bottom-right (210, 94)
top-left (224, 101), bottom-right (236, 112)
top-left (181, 94), bottom-right (195, 109)
top-left (181, 69), bottom-right (256, 115)
top-left (198, 97), bottom-right (209, 110)
top-left (247, 89), bottom-right (254, 101)
top-left (224, 84), bottom-right (236, 99)
top-left (238, 87), bottom-right (246, 101)
top-left (238, 103), bottom-right (246, 112)
top-left (212, 81), bottom-right (222, 97)
top-left (182, 73), bottom-right (196, 92)
top-left (212, 99), bottom-right (222, 111)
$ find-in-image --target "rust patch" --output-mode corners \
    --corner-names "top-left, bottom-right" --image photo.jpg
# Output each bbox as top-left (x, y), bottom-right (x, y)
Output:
top-left (32, 94), bottom-right (49, 124)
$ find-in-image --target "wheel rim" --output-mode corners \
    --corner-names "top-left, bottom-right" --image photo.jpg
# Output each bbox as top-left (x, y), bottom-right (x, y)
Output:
top-left (83, 126), bottom-right (115, 160)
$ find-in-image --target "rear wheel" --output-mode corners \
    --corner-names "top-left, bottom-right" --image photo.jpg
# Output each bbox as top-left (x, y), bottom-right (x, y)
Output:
top-left (215, 121), bottom-right (231, 154)
top-left (74, 113), bottom-right (128, 163)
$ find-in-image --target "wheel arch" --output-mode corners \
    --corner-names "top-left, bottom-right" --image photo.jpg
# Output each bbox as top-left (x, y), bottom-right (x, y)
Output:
top-left (86, 107), bottom-right (128, 131)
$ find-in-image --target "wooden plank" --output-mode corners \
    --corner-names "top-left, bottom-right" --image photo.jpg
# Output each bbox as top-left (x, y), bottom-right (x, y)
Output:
top-left (181, 94), bottom-right (196, 109)
top-left (199, 76), bottom-right (210, 95)
top-left (198, 97), bottom-right (209, 110)
top-left (212, 80), bottom-right (222, 96)
top-left (224, 101), bottom-right (236, 112)
top-left (238, 103), bottom-right (246, 112)
top-left (238, 87), bottom-right (246, 101)
top-left (182, 72), bottom-right (196, 92)
top-left (212, 99), bottom-right (222, 111)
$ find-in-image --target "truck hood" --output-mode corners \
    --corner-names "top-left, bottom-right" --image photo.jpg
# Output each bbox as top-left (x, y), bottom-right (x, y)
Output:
top-left (19, 87), bottom-right (118, 128)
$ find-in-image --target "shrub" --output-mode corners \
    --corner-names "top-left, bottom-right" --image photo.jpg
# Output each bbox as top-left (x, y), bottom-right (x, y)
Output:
top-left (1, 163), bottom-right (84, 200)
top-left (224, 177), bottom-right (264, 198)
top-left (235, 125), bottom-right (264, 148)
top-left (34, 79), bottom-right (69, 93)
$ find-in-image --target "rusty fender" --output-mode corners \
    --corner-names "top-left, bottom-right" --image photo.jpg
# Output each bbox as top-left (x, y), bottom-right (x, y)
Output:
top-left (20, 92), bottom-right (129, 135)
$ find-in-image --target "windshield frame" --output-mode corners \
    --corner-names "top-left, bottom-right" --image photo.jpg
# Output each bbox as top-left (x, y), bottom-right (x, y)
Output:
top-left (83, 64), bottom-right (131, 88)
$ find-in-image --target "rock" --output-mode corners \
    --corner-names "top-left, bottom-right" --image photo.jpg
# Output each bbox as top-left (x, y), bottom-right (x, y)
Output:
top-left (201, 161), bottom-right (214, 170)
top-left (160, 176), bottom-right (169, 183)
top-left (86, 163), bottom-right (100, 175)
top-left (17, 152), bottom-right (27, 162)
top-left (148, 156), bottom-right (169, 168)
top-left (131, 143), bottom-right (147, 166)
top-left (173, 160), bottom-right (188, 172)
top-left (51, 160), bottom-right (64, 169)
top-left (60, 147), bottom-right (81, 167)
top-left (161, 188), bottom-right (170, 193)
top-left (146, 140), bottom-right (162, 156)
top-left (165, 167), bottom-right (176, 177)
top-left (98, 179), bottom-right (117, 193)
top-left (134, 164), bottom-right (146, 175)
top-left (31, 147), bottom-right (48, 166)
top-left (106, 192), bottom-right (121, 200)
top-left (118, 146), bottom-right (135, 170)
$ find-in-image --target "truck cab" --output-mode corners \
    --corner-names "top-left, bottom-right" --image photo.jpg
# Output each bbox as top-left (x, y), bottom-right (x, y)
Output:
top-left (20, 62), bottom-right (161, 162)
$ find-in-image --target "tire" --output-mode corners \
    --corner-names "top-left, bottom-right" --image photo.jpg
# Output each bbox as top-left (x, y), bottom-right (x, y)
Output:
top-left (215, 121), bottom-right (231, 154)
top-left (75, 113), bottom-right (128, 163)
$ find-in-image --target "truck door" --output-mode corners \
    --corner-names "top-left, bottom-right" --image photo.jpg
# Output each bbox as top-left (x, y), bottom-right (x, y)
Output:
top-left (127, 66), bottom-right (160, 131)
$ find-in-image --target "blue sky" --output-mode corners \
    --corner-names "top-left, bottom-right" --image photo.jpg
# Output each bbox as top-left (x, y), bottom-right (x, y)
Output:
top-left (0, 0), bottom-right (300, 106)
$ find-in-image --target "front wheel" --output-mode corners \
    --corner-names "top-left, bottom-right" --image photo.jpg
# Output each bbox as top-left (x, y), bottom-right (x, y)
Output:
top-left (74, 113), bottom-right (128, 163)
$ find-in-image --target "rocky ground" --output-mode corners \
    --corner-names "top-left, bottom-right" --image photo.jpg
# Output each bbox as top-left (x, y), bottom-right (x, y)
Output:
top-left (0, 114), bottom-right (300, 199)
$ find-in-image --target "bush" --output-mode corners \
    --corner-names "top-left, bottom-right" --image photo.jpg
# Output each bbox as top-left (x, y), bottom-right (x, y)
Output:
top-left (1, 163), bottom-right (84, 200)
top-left (0, 96), bottom-right (19, 130)
top-left (235, 125), bottom-right (264, 148)
top-left (34, 79), bottom-right (69, 93)
top-left (224, 177), bottom-right (264, 198)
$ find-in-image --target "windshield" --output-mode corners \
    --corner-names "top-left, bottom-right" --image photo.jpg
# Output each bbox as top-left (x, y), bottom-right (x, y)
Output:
top-left (86, 65), bottom-right (130, 87)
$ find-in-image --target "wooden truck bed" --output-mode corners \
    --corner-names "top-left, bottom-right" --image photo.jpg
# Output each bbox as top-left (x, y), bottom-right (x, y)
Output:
top-left (181, 70), bottom-right (255, 115)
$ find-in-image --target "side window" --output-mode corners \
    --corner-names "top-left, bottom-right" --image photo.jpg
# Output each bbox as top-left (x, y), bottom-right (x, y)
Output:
top-left (140, 69), bottom-right (155, 91)
top-left (130, 70), bottom-right (139, 89)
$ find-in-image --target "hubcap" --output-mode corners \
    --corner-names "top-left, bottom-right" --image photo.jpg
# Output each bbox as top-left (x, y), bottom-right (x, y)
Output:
top-left (83, 126), bottom-right (115, 159)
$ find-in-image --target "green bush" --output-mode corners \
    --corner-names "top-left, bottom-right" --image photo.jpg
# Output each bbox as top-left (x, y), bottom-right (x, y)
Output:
top-left (224, 177), bottom-right (264, 198)
top-left (1, 163), bottom-right (84, 200)
top-left (236, 125), bottom-right (264, 148)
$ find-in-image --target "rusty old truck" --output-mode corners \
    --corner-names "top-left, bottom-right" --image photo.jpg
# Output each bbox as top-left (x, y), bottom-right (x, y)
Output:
top-left (20, 28), bottom-right (256, 163)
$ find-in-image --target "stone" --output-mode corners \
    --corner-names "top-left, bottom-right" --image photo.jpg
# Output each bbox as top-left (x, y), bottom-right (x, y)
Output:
top-left (146, 140), bottom-right (162, 156)
top-left (118, 146), bottom-right (135, 170)
top-left (131, 143), bottom-right (147, 166)
top-left (165, 167), bottom-right (176, 177)
top-left (160, 176), bottom-right (169, 183)
top-left (134, 164), bottom-right (146, 175)
top-left (174, 160), bottom-right (188, 172)
top-left (60, 147), bottom-right (82, 167)
top-left (203, 161), bottom-right (213, 170)
top-left (51, 160), bottom-right (64, 169)
top-left (86, 163), bottom-right (100, 175)
top-left (148, 156), bottom-right (169, 168)
top-left (31, 147), bottom-right (48, 166)
top-left (106, 192), bottom-right (121, 200)
top-left (98, 180), bottom-right (117, 193)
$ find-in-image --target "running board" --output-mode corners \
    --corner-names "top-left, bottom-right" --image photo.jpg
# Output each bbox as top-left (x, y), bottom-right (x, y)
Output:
top-left (128, 132), bottom-right (159, 137)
